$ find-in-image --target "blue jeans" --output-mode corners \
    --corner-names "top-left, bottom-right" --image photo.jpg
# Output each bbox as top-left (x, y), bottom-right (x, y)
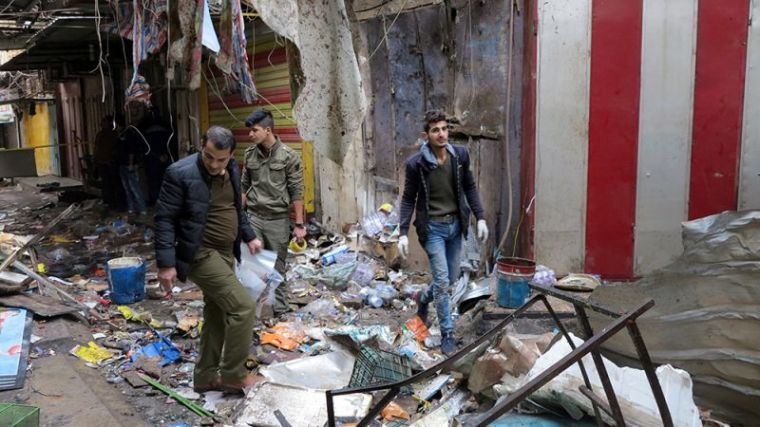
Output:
top-left (119, 166), bottom-right (147, 213)
top-left (421, 220), bottom-right (462, 336)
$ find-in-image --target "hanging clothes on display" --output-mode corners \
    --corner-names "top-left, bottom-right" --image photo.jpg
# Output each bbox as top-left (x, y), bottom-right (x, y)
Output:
top-left (169, 0), bottom-right (205, 89)
top-left (215, 0), bottom-right (256, 103)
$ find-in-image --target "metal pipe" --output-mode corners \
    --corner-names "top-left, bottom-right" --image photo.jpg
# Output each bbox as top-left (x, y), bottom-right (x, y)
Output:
top-left (577, 306), bottom-right (626, 426)
top-left (627, 322), bottom-right (674, 427)
top-left (539, 295), bottom-right (605, 427)
top-left (529, 282), bottom-right (624, 317)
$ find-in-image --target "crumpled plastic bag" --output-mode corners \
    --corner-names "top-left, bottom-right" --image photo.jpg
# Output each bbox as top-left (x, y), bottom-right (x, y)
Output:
top-left (71, 341), bottom-right (115, 364)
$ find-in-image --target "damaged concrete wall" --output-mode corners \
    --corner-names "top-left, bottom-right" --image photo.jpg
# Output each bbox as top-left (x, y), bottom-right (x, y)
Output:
top-left (252, 0), bottom-right (368, 164)
top-left (252, 0), bottom-right (371, 231)
top-left (352, 0), bottom-right (524, 268)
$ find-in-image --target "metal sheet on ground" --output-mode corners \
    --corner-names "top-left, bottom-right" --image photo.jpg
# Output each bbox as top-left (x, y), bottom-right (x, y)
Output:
top-left (0, 293), bottom-right (80, 318)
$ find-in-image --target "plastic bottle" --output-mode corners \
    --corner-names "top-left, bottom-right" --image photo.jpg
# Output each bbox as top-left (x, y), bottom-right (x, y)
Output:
top-left (321, 245), bottom-right (349, 266)
top-left (361, 212), bottom-right (385, 236)
top-left (367, 294), bottom-right (384, 308)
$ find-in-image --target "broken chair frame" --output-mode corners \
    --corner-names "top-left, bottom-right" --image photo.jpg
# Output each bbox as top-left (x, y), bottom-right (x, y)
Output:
top-left (325, 283), bottom-right (673, 427)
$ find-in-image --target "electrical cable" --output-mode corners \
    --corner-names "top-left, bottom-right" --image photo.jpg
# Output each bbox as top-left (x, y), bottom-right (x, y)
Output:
top-left (466, 0), bottom-right (476, 110)
top-left (94, 0), bottom-right (107, 103)
top-left (365, 0), bottom-right (409, 62)
top-left (0, 1), bottom-right (16, 15)
top-left (125, 124), bottom-right (151, 156)
top-left (497, 0), bottom-right (517, 254)
top-left (164, 0), bottom-right (175, 163)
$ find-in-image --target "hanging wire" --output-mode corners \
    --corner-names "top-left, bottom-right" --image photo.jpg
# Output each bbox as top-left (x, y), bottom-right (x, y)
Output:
top-left (365, 0), bottom-right (410, 63)
top-left (0, 1), bottom-right (16, 15)
top-left (94, 0), bottom-right (107, 103)
top-left (465, 0), bottom-right (476, 110)
top-left (164, 0), bottom-right (175, 162)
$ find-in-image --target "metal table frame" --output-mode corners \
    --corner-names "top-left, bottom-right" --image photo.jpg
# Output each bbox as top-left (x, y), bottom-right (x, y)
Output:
top-left (325, 283), bottom-right (673, 427)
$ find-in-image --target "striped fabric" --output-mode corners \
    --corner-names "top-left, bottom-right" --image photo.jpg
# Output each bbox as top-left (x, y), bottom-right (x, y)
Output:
top-left (526, 0), bottom-right (760, 278)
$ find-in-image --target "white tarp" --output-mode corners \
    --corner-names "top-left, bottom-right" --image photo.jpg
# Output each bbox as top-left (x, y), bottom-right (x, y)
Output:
top-left (525, 333), bottom-right (701, 427)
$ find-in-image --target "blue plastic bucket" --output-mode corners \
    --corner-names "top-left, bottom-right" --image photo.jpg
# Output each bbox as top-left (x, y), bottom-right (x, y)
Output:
top-left (107, 257), bottom-right (146, 304)
top-left (496, 271), bottom-right (531, 308)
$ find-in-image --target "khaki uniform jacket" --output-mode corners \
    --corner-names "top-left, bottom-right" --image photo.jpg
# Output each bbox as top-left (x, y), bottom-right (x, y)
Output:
top-left (241, 137), bottom-right (304, 219)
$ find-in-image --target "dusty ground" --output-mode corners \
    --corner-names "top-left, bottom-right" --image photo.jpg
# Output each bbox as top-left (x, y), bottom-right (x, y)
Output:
top-left (0, 181), bottom-right (575, 427)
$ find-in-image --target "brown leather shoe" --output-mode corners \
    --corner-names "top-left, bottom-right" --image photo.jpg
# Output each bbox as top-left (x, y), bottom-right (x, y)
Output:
top-left (221, 373), bottom-right (262, 395)
top-left (193, 378), bottom-right (222, 393)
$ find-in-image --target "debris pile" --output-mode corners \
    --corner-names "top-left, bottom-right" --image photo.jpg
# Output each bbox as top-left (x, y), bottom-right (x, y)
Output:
top-left (0, 184), bottom-right (712, 426)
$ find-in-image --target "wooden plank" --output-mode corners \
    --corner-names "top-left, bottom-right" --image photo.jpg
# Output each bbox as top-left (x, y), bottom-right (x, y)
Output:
top-left (0, 203), bottom-right (78, 274)
top-left (452, 0), bottom-right (510, 136)
top-left (365, 18), bottom-right (396, 180)
top-left (387, 12), bottom-right (425, 165)
top-left (355, 0), bottom-right (443, 21)
top-left (415, 5), bottom-right (453, 110)
top-left (0, 271), bottom-right (31, 287)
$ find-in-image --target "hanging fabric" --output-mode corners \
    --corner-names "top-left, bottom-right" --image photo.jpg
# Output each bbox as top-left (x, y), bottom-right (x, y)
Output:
top-left (214, 0), bottom-right (256, 103)
top-left (169, 0), bottom-right (205, 90)
top-left (103, 0), bottom-right (168, 66)
top-left (103, 0), bottom-right (168, 106)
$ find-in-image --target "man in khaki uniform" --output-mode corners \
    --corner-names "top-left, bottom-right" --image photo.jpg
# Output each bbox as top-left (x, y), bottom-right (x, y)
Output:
top-left (242, 109), bottom-right (306, 316)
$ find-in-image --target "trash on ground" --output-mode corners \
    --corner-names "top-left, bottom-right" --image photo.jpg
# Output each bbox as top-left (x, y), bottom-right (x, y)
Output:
top-left (233, 382), bottom-right (372, 426)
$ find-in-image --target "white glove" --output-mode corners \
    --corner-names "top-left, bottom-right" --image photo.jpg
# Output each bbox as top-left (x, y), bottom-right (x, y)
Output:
top-left (398, 235), bottom-right (409, 259)
top-left (477, 219), bottom-right (488, 244)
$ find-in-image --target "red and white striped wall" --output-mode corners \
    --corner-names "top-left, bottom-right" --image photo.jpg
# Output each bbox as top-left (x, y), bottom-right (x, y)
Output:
top-left (524, 0), bottom-right (760, 278)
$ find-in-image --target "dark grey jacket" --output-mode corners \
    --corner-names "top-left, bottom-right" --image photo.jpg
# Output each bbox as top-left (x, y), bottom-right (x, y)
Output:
top-left (154, 153), bottom-right (256, 281)
top-left (399, 143), bottom-right (485, 244)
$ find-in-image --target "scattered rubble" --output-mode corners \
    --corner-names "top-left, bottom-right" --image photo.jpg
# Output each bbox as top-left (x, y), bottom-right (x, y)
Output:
top-left (0, 184), bottom-right (718, 426)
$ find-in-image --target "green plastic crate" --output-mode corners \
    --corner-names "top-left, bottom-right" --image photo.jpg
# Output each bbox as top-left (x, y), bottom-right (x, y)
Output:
top-left (0, 403), bottom-right (40, 427)
top-left (349, 345), bottom-right (412, 388)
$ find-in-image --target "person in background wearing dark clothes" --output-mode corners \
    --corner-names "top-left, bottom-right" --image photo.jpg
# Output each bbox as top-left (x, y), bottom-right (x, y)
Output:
top-left (142, 108), bottom-right (175, 205)
top-left (117, 112), bottom-right (148, 215)
top-left (398, 110), bottom-right (489, 356)
top-left (93, 115), bottom-right (125, 210)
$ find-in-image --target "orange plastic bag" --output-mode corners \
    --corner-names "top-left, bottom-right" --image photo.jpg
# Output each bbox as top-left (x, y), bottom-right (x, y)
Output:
top-left (381, 402), bottom-right (410, 421)
top-left (260, 332), bottom-right (299, 351)
top-left (404, 315), bottom-right (430, 343)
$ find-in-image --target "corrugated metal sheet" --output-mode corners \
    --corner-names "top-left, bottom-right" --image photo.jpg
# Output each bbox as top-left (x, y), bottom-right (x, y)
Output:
top-left (528, 0), bottom-right (760, 278)
top-left (204, 22), bottom-right (315, 213)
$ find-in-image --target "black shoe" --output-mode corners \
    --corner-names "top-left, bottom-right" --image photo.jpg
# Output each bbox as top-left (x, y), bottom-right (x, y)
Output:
top-left (414, 291), bottom-right (429, 324)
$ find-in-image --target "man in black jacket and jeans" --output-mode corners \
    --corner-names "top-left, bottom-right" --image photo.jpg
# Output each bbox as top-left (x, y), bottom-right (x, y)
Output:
top-left (154, 126), bottom-right (262, 393)
top-left (398, 110), bottom-right (489, 355)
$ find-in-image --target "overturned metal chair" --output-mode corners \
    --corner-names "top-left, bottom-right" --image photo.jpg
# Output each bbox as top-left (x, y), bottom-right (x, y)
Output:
top-left (325, 283), bottom-right (673, 427)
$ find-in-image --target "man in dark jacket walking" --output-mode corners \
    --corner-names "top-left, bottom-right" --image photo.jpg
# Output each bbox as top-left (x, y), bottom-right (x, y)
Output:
top-left (154, 126), bottom-right (262, 393)
top-left (398, 110), bottom-right (489, 355)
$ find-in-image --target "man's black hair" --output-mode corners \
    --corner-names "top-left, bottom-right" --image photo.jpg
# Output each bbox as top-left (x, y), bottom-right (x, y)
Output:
top-left (202, 126), bottom-right (236, 152)
top-left (423, 109), bottom-right (448, 132)
top-left (245, 108), bottom-right (275, 129)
